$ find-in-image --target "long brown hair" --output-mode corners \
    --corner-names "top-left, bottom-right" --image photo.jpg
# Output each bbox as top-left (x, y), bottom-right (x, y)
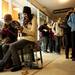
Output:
top-left (23, 6), bottom-right (33, 26)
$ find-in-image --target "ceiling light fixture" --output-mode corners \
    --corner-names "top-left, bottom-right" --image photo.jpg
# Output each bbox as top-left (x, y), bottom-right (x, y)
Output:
top-left (59, 0), bottom-right (70, 4)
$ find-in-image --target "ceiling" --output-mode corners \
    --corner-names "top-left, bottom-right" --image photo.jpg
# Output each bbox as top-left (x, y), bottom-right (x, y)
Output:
top-left (36, 0), bottom-right (75, 12)
top-left (4, 0), bottom-right (75, 18)
top-left (30, 0), bottom-right (75, 19)
top-left (12, 0), bottom-right (75, 12)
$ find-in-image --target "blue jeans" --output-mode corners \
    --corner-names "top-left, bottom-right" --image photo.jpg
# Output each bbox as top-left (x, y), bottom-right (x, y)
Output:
top-left (48, 37), bottom-right (55, 53)
top-left (41, 36), bottom-right (48, 52)
top-left (71, 31), bottom-right (75, 58)
top-left (55, 36), bottom-right (62, 54)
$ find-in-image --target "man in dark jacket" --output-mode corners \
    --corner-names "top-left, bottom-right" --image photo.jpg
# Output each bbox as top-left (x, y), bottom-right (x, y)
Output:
top-left (0, 14), bottom-right (18, 70)
top-left (39, 23), bottom-right (49, 52)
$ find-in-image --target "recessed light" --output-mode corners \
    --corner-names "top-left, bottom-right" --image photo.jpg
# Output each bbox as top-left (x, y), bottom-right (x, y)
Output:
top-left (59, 0), bottom-right (69, 4)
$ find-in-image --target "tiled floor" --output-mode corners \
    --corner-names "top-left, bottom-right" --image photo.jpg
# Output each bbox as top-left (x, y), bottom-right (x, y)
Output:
top-left (0, 50), bottom-right (75, 75)
top-left (34, 54), bottom-right (75, 75)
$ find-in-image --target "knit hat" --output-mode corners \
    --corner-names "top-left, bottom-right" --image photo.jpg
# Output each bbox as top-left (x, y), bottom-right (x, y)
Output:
top-left (23, 6), bottom-right (31, 14)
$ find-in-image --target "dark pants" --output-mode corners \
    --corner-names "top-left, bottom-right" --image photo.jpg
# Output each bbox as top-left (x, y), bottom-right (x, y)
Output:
top-left (0, 39), bottom-right (35, 66)
top-left (41, 36), bottom-right (49, 52)
top-left (0, 45), bottom-right (3, 60)
top-left (48, 37), bottom-right (54, 53)
top-left (55, 36), bottom-right (62, 54)
top-left (2, 44), bottom-right (13, 67)
top-left (64, 34), bottom-right (70, 58)
top-left (0, 44), bottom-right (13, 67)
top-left (71, 31), bottom-right (75, 58)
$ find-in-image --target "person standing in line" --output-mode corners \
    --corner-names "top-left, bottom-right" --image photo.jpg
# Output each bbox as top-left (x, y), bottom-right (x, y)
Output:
top-left (67, 8), bottom-right (75, 61)
top-left (60, 11), bottom-right (72, 59)
top-left (39, 23), bottom-right (49, 53)
top-left (52, 18), bottom-right (63, 54)
top-left (47, 22), bottom-right (55, 53)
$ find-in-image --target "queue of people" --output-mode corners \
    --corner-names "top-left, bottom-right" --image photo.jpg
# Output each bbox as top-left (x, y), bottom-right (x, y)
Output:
top-left (39, 8), bottom-right (75, 61)
top-left (39, 18), bottom-right (63, 54)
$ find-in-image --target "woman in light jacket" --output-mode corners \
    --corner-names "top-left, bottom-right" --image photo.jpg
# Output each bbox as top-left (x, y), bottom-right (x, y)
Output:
top-left (52, 18), bottom-right (63, 54)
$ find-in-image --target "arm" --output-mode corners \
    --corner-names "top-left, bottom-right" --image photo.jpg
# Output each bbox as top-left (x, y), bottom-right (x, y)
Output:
top-left (7, 29), bottom-right (17, 36)
top-left (52, 23), bottom-right (56, 35)
top-left (30, 16), bottom-right (37, 36)
top-left (39, 25), bottom-right (43, 32)
top-left (22, 16), bottom-right (37, 36)
top-left (67, 13), bottom-right (73, 28)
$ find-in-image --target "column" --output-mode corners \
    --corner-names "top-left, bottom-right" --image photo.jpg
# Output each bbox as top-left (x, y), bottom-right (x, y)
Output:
top-left (37, 9), bottom-right (40, 40)
top-left (8, 0), bottom-right (12, 14)
top-left (0, 0), bottom-right (2, 19)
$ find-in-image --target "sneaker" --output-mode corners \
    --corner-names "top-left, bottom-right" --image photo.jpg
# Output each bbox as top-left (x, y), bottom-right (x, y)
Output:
top-left (30, 63), bottom-right (40, 69)
top-left (0, 61), bottom-right (4, 72)
top-left (72, 58), bottom-right (75, 61)
top-left (0, 66), bottom-right (4, 72)
top-left (11, 65), bottom-right (22, 72)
